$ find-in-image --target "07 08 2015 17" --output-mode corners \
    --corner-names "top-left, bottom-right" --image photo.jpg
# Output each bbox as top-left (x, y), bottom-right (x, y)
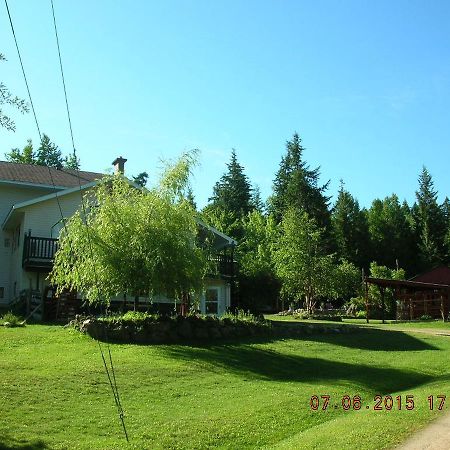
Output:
top-left (309, 394), bottom-right (446, 411)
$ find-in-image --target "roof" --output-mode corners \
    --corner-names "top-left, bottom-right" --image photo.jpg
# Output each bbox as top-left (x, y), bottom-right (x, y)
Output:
top-left (0, 160), bottom-right (103, 188)
top-left (410, 265), bottom-right (450, 285)
top-left (2, 181), bottom-right (97, 230)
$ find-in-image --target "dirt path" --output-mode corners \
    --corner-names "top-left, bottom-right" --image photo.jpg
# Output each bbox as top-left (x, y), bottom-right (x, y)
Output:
top-left (395, 413), bottom-right (450, 449)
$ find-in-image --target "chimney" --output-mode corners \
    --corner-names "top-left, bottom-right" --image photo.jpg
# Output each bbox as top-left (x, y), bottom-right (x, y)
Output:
top-left (112, 156), bottom-right (127, 174)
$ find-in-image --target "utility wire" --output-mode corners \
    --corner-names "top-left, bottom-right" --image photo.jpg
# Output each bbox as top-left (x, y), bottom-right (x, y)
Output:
top-left (4, 0), bottom-right (73, 254)
top-left (4, 0), bottom-right (41, 137)
top-left (49, 1), bottom-right (129, 442)
top-left (50, 0), bottom-right (76, 159)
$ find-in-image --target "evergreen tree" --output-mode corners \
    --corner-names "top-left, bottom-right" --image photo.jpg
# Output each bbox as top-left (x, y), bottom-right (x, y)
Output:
top-left (366, 195), bottom-right (416, 275)
top-left (5, 135), bottom-right (81, 170)
top-left (132, 171), bottom-right (149, 187)
top-left (36, 134), bottom-right (63, 168)
top-left (203, 149), bottom-right (253, 240)
top-left (269, 133), bottom-right (331, 231)
top-left (250, 185), bottom-right (265, 213)
top-left (413, 167), bottom-right (446, 270)
top-left (331, 180), bottom-right (370, 269)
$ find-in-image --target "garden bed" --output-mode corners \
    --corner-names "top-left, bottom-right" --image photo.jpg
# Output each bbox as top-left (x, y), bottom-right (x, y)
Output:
top-left (70, 311), bottom-right (273, 343)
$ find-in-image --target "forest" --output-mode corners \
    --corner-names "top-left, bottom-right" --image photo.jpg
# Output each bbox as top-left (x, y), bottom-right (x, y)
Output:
top-left (199, 133), bottom-right (450, 315)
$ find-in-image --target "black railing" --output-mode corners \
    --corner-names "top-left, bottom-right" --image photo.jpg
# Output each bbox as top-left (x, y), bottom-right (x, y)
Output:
top-left (208, 253), bottom-right (236, 278)
top-left (23, 235), bottom-right (58, 270)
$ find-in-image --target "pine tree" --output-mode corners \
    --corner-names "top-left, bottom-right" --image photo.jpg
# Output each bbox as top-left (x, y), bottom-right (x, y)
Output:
top-left (36, 134), bottom-right (63, 168)
top-left (203, 149), bottom-right (253, 240)
top-left (269, 133), bottom-right (331, 231)
top-left (132, 172), bottom-right (149, 187)
top-left (331, 180), bottom-right (370, 269)
top-left (413, 167), bottom-right (446, 270)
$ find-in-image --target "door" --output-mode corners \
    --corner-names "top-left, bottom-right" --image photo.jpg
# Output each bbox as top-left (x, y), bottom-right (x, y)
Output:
top-left (204, 286), bottom-right (222, 315)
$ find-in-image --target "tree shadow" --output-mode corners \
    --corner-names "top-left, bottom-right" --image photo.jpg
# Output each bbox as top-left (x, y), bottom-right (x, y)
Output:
top-left (162, 343), bottom-right (434, 392)
top-left (269, 322), bottom-right (439, 351)
top-left (0, 433), bottom-right (48, 450)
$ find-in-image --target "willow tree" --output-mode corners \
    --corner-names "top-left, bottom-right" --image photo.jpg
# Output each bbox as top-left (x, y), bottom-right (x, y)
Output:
top-left (50, 151), bottom-right (208, 307)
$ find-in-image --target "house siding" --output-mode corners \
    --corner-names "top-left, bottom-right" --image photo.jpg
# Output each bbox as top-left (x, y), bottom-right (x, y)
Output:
top-left (0, 184), bottom-right (56, 305)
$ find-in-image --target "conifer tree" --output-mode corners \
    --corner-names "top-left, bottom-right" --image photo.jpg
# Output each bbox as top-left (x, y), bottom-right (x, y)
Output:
top-left (269, 133), bottom-right (330, 231)
top-left (331, 180), bottom-right (370, 269)
top-left (413, 167), bottom-right (446, 269)
top-left (203, 149), bottom-right (253, 240)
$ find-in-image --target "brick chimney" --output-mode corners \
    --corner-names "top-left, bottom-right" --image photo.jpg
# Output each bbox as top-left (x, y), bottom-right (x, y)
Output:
top-left (112, 156), bottom-right (127, 174)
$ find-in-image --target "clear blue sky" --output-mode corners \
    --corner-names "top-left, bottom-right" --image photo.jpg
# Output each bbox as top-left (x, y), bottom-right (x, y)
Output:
top-left (1, 0), bottom-right (450, 209)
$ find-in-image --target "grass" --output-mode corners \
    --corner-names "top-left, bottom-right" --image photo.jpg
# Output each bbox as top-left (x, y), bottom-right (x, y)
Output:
top-left (1, 324), bottom-right (450, 449)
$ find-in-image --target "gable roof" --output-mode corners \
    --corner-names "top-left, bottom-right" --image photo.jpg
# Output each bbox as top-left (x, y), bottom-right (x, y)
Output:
top-left (0, 160), bottom-right (103, 188)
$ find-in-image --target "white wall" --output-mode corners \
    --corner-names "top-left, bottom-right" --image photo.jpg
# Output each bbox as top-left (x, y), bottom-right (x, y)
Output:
top-left (0, 183), bottom-right (56, 304)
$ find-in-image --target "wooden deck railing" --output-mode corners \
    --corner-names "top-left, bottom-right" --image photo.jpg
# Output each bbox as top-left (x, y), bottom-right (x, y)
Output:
top-left (23, 235), bottom-right (59, 270)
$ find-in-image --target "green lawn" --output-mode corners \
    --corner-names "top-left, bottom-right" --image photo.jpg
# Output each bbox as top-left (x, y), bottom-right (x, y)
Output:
top-left (1, 324), bottom-right (450, 449)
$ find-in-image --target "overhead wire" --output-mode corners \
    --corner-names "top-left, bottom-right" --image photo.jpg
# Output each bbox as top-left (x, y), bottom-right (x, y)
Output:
top-left (49, 0), bottom-right (129, 442)
top-left (4, 0), bottom-right (129, 442)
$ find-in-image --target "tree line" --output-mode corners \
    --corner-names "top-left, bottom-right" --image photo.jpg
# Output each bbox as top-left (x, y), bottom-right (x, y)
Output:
top-left (199, 133), bottom-right (450, 313)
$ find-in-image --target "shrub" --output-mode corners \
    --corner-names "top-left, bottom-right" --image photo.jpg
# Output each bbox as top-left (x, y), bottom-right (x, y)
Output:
top-left (0, 312), bottom-right (24, 327)
top-left (355, 310), bottom-right (367, 319)
top-left (419, 315), bottom-right (433, 321)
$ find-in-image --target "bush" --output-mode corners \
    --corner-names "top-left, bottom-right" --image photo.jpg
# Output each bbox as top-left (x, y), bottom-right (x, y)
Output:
top-left (419, 315), bottom-right (433, 321)
top-left (0, 312), bottom-right (24, 327)
top-left (355, 310), bottom-right (367, 319)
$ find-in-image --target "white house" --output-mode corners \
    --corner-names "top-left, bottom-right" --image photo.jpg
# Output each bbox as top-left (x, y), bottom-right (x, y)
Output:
top-left (0, 157), bottom-right (236, 319)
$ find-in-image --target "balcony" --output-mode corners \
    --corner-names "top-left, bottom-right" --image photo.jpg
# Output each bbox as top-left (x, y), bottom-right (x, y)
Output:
top-left (22, 235), bottom-right (237, 278)
top-left (208, 253), bottom-right (237, 278)
top-left (23, 235), bottom-right (58, 271)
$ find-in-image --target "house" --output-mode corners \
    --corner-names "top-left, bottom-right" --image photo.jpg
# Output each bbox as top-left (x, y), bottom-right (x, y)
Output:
top-left (0, 157), bottom-right (236, 319)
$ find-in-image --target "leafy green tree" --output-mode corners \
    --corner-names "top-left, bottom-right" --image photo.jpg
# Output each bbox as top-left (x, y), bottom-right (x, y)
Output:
top-left (5, 139), bottom-right (35, 164)
top-left (331, 180), bottom-right (370, 269)
top-left (411, 167), bottom-right (447, 270)
top-left (64, 153), bottom-right (80, 170)
top-left (368, 262), bottom-right (405, 320)
top-left (0, 53), bottom-right (29, 132)
top-left (269, 133), bottom-right (330, 232)
top-left (237, 211), bottom-right (279, 311)
top-left (132, 171), bottom-right (149, 187)
top-left (50, 151), bottom-right (207, 305)
top-left (273, 209), bottom-right (355, 313)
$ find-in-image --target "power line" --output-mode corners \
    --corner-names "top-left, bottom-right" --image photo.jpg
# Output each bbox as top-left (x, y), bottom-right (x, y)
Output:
top-left (49, 1), bottom-right (129, 442)
top-left (4, 0), bottom-right (41, 138)
top-left (50, 0), bottom-right (77, 160)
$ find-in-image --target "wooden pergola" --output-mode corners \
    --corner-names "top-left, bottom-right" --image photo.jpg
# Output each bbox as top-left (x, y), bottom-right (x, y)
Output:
top-left (364, 277), bottom-right (450, 323)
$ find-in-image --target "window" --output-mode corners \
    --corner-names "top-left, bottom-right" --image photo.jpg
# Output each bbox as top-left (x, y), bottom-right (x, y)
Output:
top-left (0, 287), bottom-right (4, 299)
top-left (4, 238), bottom-right (10, 248)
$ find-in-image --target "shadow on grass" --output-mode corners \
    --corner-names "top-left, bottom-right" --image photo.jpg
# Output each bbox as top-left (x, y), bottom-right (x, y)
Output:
top-left (270, 322), bottom-right (439, 351)
top-left (0, 433), bottom-right (48, 449)
top-left (162, 343), bottom-right (434, 392)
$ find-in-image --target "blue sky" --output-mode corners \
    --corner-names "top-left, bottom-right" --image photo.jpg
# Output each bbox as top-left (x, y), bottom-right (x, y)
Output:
top-left (1, 0), bottom-right (450, 209)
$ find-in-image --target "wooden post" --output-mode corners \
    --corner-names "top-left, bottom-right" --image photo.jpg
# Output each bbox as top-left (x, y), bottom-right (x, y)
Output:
top-left (365, 281), bottom-right (369, 324)
top-left (440, 293), bottom-right (445, 322)
top-left (379, 286), bottom-right (386, 324)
